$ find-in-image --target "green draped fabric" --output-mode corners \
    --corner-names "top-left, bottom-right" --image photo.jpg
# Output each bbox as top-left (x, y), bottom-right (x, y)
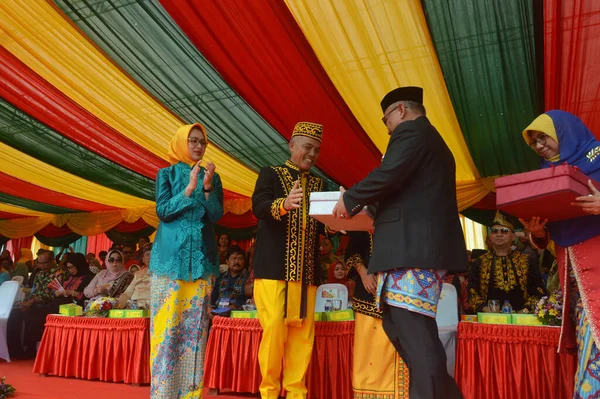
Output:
top-left (105, 225), bottom-right (156, 246)
top-left (40, 232), bottom-right (82, 247)
top-left (0, 99), bottom-right (155, 200)
top-left (0, 193), bottom-right (78, 215)
top-left (55, 0), bottom-right (336, 187)
top-left (422, 0), bottom-right (542, 177)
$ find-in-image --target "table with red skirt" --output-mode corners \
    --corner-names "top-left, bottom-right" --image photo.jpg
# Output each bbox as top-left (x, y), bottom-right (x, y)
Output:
top-left (205, 316), bottom-right (354, 399)
top-left (455, 322), bottom-right (577, 399)
top-left (33, 315), bottom-right (150, 385)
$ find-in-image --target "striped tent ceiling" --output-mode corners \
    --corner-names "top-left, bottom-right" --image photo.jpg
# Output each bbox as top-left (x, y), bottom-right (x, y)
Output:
top-left (0, 0), bottom-right (598, 241)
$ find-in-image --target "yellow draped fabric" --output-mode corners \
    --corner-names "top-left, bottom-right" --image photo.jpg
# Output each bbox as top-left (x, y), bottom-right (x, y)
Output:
top-left (0, 0), bottom-right (257, 196)
top-left (0, 200), bottom-right (251, 238)
top-left (459, 215), bottom-right (487, 251)
top-left (223, 199), bottom-right (253, 215)
top-left (0, 143), bottom-right (154, 209)
top-left (284, 0), bottom-right (489, 208)
top-left (0, 203), bottom-right (50, 217)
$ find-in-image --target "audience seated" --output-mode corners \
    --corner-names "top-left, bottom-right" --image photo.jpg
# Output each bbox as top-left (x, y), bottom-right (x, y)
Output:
top-left (84, 249), bottom-right (133, 300)
top-left (211, 245), bottom-right (249, 310)
top-left (327, 260), bottom-right (355, 300)
top-left (468, 212), bottom-right (545, 314)
top-left (12, 248), bottom-right (31, 284)
top-left (218, 234), bottom-right (231, 265)
top-left (7, 250), bottom-right (68, 359)
top-left (0, 259), bottom-right (11, 285)
top-left (118, 245), bottom-right (152, 308)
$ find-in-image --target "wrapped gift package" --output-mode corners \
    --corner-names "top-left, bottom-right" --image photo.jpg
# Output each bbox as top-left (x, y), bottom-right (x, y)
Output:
top-left (108, 309), bottom-right (126, 318)
top-left (477, 312), bottom-right (512, 325)
top-left (495, 165), bottom-right (599, 222)
top-left (309, 192), bottom-right (373, 231)
top-left (123, 309), bottom-right (150, 318)
top-left (327, 309), bottom-right (354, 322)
top-left (59, 304), bottom-right (82, 316)
top-left (460, 315), bottom-right (478, 322)
top-left (511, 314), bottom-right (543, 326)
top-left (230, 310), bottom-right (258, 319)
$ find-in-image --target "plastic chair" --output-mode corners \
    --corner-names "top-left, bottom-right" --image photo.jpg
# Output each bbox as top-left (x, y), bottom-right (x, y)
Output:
top-left (0, 281), bottom-right (19, 362)
top-left (436, 283), bottom-right (458, 377)
top-left (11, 276), bottom-right (24, 286)
top-left (314, 283), bottom-right (348, 312)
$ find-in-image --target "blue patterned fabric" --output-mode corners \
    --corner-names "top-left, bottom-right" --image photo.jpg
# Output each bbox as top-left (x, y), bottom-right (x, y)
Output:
top-left (376, 268), bottom-right (447, 318)
top-left (150, 162), bottom-right (223, 281)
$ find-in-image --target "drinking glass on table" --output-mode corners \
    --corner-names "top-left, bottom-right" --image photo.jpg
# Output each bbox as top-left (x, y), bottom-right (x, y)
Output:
top-left (488, 299), bottom-right (500, 313)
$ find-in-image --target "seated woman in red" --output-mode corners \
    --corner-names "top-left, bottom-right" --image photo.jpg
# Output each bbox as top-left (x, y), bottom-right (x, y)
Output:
top-left (327, 260), bottom-right (355, 300)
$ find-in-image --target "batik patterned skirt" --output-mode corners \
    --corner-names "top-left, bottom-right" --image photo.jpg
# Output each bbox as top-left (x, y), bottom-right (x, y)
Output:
top-left (353, 312), bottom-right (409, 399)
top-left (150, 274), bottom-right (211, 399)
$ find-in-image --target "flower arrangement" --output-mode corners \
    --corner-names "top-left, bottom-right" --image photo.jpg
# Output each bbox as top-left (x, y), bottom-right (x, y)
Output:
top-left (86, 296), bottom-right (119, 317)
top-left (535, 289), bottom-right (563, 326)
top-left (0, 376), bottom-right (15, 398)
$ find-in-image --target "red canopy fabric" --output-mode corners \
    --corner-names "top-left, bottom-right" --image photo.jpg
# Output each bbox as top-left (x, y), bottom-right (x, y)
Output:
top-left (0, 172), bottom-right (115, 212)
top-left (545, 0), bottom-right (600, 138)
top-left (161, 0), bottom-right (382, 188)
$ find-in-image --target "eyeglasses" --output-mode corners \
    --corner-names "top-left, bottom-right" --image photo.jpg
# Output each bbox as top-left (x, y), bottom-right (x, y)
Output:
top-left (107, 257), bottom-right (123, 263)
top-left (381, 106), bottom-right (399, 124)
top-left (491, 228), bottom-right (511, 234)
top-left (528, 134), bottom-right (549, 148)
top-left (187, 138), bottom-right (208, 148)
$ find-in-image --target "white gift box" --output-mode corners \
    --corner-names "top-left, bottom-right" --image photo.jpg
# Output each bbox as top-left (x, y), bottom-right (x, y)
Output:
top-left (309, 191), bottom-right (373, 231)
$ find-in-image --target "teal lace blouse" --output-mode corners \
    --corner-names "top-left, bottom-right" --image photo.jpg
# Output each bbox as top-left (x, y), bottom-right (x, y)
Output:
top-left (150, 162), bottom-right (223, 281)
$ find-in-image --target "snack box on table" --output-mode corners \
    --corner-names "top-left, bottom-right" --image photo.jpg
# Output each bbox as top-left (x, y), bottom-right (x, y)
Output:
top-left (59, 303), bottom-right (82, 316)
top-left (109, 309), bottom-right (149, 318)
top-left (314, 312), bottom-right (327, 321)
top-left (477, 312), bottom-right (512, 325)
top-left (460, 315), bottom-right (478, 322)
top-left (309, 192), bottom-right (373, 231)
top-left (327, 309), bottom-right (354, 322)
top-left (511, 313), bottom-right (543, 326)
top-left (230, 310), bottom-right (258, 318)
top-left (495, 165), bottom-right (600, 222)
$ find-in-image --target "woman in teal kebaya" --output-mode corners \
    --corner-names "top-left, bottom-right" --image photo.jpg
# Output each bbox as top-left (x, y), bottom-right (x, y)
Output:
top-left (149, 123), bottom-right (223, 399)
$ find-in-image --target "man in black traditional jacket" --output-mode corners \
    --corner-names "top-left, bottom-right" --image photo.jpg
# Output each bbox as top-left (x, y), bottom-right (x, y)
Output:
top-left (333, 87), bottom-right (467, 399)
top-left (252, 122), bottom-right (325, 399)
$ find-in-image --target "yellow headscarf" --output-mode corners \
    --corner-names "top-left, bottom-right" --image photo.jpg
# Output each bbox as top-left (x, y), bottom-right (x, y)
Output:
top-left (167, 123), bottom-right (208, 166)
top-left (522, 113), bottom-right (560, 162)
top-left (18, 248), bottom-right (33, 264)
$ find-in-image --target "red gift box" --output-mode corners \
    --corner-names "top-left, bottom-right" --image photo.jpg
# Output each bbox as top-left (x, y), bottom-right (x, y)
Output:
top-left (495, 164), bottom-right (599, 222)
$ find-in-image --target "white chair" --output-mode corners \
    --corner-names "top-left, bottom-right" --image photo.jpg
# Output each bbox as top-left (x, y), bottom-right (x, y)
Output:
top-left (11, 276), bottom-right (24, 286)
top-left (314, 283), bottom-right (348, 312)
top-left (0, 281), bottom-right (19, 362)
top-left (436, 283), bottom-right (458, 377)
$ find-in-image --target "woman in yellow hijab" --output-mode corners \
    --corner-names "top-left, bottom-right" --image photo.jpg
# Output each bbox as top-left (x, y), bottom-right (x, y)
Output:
top-left (149, 123), bottom-right (224, 399)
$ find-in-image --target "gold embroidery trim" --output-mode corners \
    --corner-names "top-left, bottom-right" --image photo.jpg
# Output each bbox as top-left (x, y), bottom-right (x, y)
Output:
top-left (270, 197), bottom-right (285, 221)
top-left (352, 296), bottom-right (382, 319)
top-left (271, 164), bottom-right (323, 285)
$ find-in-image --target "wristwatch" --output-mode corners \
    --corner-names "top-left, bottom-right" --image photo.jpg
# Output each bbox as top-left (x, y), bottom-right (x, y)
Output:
top-left (203, 186), bottom-right (213, 193)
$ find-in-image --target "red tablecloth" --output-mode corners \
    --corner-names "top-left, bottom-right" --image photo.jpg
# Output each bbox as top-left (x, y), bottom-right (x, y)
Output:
top-left (455, 322), bottom-right (577, 399)
top-left (33, 315), bottom-right (150, 384)
top-left (204, 316), bottom-right (354, 399)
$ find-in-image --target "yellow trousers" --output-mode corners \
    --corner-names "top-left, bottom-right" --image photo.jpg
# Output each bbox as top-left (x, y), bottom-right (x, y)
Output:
top-left (353, 313), bottom-right (409, 399)
top-left (254, 278), bottom-right (316, 399)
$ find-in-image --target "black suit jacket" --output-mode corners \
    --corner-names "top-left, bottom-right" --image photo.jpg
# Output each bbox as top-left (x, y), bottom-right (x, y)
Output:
top-left (343, 116), bottom-right (468, 273)
top-left (252, 160), bottom-right (325, 285)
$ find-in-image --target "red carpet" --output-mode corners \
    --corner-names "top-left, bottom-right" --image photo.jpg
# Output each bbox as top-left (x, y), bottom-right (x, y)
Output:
top-left (0, 360), bottom-right (258, 399)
